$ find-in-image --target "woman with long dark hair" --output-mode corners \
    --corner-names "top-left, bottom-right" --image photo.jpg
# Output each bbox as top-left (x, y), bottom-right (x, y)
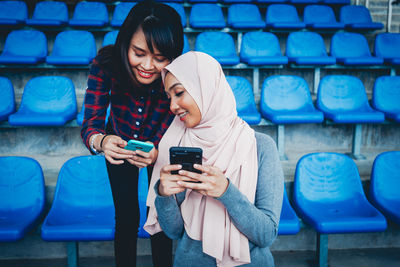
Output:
top-left (81, 1), bottom-right (184, 266)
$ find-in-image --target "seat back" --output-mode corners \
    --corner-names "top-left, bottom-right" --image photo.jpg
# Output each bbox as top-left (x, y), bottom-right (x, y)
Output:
top-left (110, 2), bottom-right (136, 27)
top-left (226, 76), bottom-right (256, 113)
top-left (228, 4), bottom-right (264, 27)
top-left (103, 31), bottom-right (119, 47)
top-left (371, 151), bottom-right (400, 202)
top-left (18, 76), bottom-right (77, 116)
top-left (1, 30), bottom-right (47, 58)
top-left (303, 5), bottom-right (337, 24)
top-left (340, 5), bottom-right (373, 24)
top-left (0, 156), bottom-right (45, 241)
top-left (0, 77), bottom-right (15, 121)
top-left (266, 4), bottom-right (301, 23)
top-left (317, 75), bottom-right (370, 112)
top-left (195, 32), bottom-right (238, 62)
top-left (372, 76), bottom-right (400, 113)
top-left (294, 153), bottom-right (365, 206)
top-left (29, 1), bottom-right (68, 24)
top-left (47, 155), bottom-right (114, 225)
top-left (70, 1), bottom-right (108, 26)
top-left (374, 33), bottom-right (400, 59)
top-left (51, 31), bottom-right (96, 58)
top-left (0, 1), bottom-right (27, 25)
top-left (261, 75), bottom-right (315, 111)
top-left (286, 31), bottom-right (328, 58)
top-left (331, 32), bottom-right (372, 58)
top-left (241, 32), bottom-right (282, 58)
top-left (190, 4), bottom-right (225, 28)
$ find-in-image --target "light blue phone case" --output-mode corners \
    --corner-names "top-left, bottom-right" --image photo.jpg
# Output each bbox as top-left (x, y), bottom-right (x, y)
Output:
top-left (125, 140), bottom-right (154, 153)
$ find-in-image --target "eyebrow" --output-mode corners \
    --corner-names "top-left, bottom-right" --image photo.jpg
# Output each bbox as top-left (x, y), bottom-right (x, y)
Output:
top-left (132, 45), bottom-right (145, 53)
top-left (167, 82), bottom-right (183, 92)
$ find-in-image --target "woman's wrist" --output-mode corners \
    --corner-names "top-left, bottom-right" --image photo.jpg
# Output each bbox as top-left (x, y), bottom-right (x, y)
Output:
top-left (90, 133), bottom-right (104, 154)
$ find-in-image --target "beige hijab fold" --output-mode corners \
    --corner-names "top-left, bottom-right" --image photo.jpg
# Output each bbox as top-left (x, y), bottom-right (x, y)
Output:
top-left (144, 51), bottom-right (258, 266)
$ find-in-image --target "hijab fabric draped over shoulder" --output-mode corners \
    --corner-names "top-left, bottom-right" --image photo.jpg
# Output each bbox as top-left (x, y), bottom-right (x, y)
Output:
top-left (144, 51), bottom-right (258, 267)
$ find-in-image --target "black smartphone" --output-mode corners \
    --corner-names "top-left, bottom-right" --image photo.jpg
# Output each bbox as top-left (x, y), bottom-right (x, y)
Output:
top-left (169, 147), bottom-right (203, 176)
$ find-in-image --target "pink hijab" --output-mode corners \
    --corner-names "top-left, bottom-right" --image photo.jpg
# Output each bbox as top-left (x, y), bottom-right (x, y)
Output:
top-left (144, 51), bottom-right (258, 266)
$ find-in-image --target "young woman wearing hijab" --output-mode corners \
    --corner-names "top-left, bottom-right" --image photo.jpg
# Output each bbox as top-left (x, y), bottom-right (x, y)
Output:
top-left (81, 1), bottom-right (183, 266)
top-left (144, 51), bottom-right (284, 267)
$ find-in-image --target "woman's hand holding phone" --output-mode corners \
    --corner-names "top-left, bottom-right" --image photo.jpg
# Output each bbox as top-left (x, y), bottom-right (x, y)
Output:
top-left (159, 164), bottom-right (197, 197)
top-left (177, 164), bottom-right (229, 198)
top-left (101, 135), bottom-right (157, 167)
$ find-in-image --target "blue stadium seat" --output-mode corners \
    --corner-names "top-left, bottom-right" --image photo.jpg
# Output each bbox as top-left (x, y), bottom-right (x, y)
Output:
top-left (189, 4), bottom-right (225, 29)
top-left (189, 0), bottom-right (218, 2)
top-left (26, 1), bottom-right (68, 26)
top-left (0, 30), bottom-right (47, 64)
top-left (8, 76), bottom-right (77, 126)
top-left (165, 3), bottom-right (187, 28)
top-left (257, 0), bottom-right (286, 2)
top-left (286, 31), bottom-right (336, 65)
top-left (137, 167), bottom-right (150, 238)
top-left (41, 155), bottom-right (115, 242)
top-left (316, 75), bottom-right (385, 123)
top-left (103, 31), bottom-right (119, 47)
top-left (289, 0), bottom-right (319, 3)
top-left (372, 76), bottom-right (400, 122)
top-left (374, 33), bottom-right (400, 66)
top-left (240, 32), bottom-right (288, 65)
top-left (0, 1), bottom-right (27, 26)
top-left (46, 31), bottom-right (96, 65)
top-left (330, 32), bottom-right (384, 66)
top-left (293, 152), bottom-right (387, 267)
top-left (266, 4), bottom-right (306, 30)
top-left (303, 5), bottom-right (345, 30)
top-left (370, 151), bottom-right (400, 225)
top-left (340, 5), bottom-right (383, 31)
top-left (110, 2), bottom-right (136, 27)
top-left (195, 32), bottom-right (239, 65)
top-left (223, 0), bottom-right (253, 3)
top-left (69, 1), bottom-right (108, 27)
top-left (226, 76), bottom-right (261, 125)
top-left (278, 187), bottom-right (300, 235)
top-left (0, 77), bottom-right (15, 122)
top-left (260, 75), bottom-right (324, 124)
top-left (227, 4), bottom-right (265, 29)
top-left (323, 0), bottom-right (350, 4)
top-left (294, 152), bottom-right (387, 234)
top-left (0, 156), bottom-right (45, 242)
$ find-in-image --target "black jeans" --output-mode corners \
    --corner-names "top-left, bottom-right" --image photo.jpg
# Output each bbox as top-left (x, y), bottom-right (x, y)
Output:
top-left (106, 159), bottom-right (172, 267)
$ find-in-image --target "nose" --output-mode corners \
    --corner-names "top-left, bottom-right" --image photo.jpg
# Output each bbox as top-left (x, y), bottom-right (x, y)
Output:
top-left (141, 56), bottom-right (152, 70)
top-left (170, 98), bottom-right (179, 113)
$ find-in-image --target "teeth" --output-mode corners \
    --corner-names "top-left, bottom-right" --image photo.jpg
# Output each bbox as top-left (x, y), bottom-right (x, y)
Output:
top-left (139, 70), bottom-right (153, 78)
top-left (179, 112), bottom-right (188, 118)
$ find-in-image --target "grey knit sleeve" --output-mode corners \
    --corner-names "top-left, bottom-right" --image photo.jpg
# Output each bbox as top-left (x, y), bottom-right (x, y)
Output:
top-left (216, 132), bottom-right (284, 248)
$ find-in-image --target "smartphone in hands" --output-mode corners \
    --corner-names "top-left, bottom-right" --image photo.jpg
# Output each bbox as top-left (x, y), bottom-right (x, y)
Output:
top-left (125, 139), bottom-right (154, 153)
top-left (169, 147), bottom-right (203, 181)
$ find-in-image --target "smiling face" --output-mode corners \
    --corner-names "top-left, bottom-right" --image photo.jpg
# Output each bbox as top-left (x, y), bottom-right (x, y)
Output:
top-left (164, 72), bottom-right (201, 128)
top-left (128, 27), bottom-right (171, 85)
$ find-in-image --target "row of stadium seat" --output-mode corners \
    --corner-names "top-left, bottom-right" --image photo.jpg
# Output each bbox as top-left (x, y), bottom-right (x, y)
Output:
top-left (0, 151), bottom-right (398, 265)
top-left (1, 29), bottom-right (399, 67)
top-left (1, 75), bottom-right (399, 126)
top-left (0, 1), bottom-right (381, 31)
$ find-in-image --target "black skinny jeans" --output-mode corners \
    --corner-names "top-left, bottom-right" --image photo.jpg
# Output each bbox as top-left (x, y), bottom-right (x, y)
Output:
top-left (106, 159), bottom-right (172, 267)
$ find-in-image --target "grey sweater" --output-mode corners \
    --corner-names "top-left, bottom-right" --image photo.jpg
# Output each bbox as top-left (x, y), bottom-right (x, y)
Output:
top-left (154, 132), bottom-right (284, 267)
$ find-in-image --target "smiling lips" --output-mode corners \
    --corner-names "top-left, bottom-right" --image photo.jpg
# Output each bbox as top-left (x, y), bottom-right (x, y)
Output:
top-left (178, 111), bottom-right (188, 121)
top-left (137, 69), bottom-right (154, 78)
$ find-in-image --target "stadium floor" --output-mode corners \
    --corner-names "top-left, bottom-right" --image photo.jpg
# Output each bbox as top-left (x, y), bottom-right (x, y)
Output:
top-left (0, 248), bottom-right (399, 267)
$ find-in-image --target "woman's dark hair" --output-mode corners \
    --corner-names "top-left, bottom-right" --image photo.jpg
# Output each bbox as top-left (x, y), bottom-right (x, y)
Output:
top-left (98, 0), bottom-right (184, 95)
